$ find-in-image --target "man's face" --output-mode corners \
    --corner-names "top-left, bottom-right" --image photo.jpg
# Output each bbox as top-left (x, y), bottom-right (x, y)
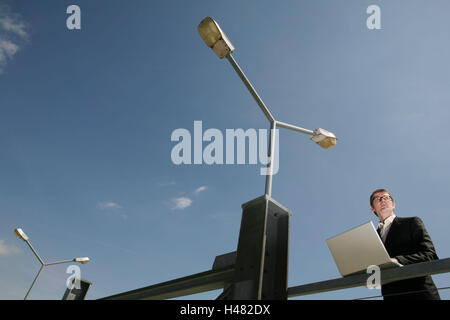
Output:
top-left (370, 192), bottom-right (396, 221)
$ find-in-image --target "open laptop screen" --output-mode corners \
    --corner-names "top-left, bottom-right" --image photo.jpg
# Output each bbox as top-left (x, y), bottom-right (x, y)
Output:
top-left (326, 221), bottom-right (401, 276)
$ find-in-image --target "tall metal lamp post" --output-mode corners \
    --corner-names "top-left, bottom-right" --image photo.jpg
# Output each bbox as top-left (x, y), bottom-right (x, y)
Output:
top-left (14, 228), bottom-right (90, 300)
top-left (198, 17), bottom-right (337, 299)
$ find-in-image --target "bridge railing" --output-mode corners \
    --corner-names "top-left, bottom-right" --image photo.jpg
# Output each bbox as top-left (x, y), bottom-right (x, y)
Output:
top-left (100, 254), bottom-right (450, 300)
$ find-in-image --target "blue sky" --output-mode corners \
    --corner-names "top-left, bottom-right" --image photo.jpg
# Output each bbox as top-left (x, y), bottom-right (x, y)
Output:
top-left (1, 0), bottom-right (450, 300)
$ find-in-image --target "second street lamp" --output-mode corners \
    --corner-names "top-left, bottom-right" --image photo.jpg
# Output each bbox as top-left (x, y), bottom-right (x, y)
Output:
top-left (14, 227), bottom-right (90, 300)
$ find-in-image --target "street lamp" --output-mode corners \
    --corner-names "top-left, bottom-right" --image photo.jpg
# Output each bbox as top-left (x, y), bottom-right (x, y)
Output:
top-left (198, 17), bottom-right (235, 59)
top-left (198, 17), bottom-right (338, 299)
top-left (198, 17), bottom-right (337, 197)
top-left (14, 227), bottom-right (90, 300)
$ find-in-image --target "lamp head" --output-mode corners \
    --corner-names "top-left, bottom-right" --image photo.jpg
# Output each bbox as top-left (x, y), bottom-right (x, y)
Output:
top-left (311, 128), bottom-right (337, 149)
top-left (14, 228), bottom-right (29, 241)
top-left (198, 17), bottom-right (235, 59)
top-left (74, 257), bottom-right (90, 264)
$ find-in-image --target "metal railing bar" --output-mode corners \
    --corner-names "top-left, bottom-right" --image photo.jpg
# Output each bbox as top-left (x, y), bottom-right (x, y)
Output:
top-left (287, 258), bottom-right (450, 298)
top-left (354, 285), bottom-right (450, 300)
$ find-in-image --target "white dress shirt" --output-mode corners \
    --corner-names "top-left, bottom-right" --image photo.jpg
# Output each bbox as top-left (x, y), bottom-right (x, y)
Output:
top-left (378, 214), bottom-right (396, 243)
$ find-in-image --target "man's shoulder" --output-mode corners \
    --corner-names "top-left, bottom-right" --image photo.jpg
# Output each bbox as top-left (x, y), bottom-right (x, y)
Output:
top-left (395, 216), bottom-right (419, 221)
top-left (394, 216), bottom-right (424, 226)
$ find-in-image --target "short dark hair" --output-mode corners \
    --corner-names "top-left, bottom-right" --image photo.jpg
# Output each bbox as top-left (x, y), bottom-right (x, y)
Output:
top-left (370, 188), bottom-right (394, 206)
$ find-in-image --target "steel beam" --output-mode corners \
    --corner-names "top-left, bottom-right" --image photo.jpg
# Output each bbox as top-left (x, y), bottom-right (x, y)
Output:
top-left (100, 266), bottom-right (234, 300)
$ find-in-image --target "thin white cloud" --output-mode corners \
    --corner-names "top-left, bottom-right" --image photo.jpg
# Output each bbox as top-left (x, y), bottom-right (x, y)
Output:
top-left (171, 197), bottom-right (192, 210)
top-left (0, 39), bottom-right (18, 63)
top-left (194, 186), bottom-right (207, 194)
top-left (0, 240), bottom-right (21, 256)
top-left (98, 201), bottom-right (123, 210)
top-left (159, 181), bottom-right (176, 187)
top-left (97, 201), bottom-right (127, 219)
top-left (0, 14), bottom-right (28, 39)
top-left (0, 4), bottom-right (29, 73)
top-left (167, 186), bottom-right (207, 211)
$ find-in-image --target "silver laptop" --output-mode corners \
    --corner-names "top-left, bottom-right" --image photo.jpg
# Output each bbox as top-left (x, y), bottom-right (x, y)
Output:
top-left (326, 221), bottom-right (402, 277)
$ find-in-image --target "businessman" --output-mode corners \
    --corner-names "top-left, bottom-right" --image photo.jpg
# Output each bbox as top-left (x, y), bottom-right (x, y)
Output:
top-left (370, 188), bottom-right (440, 300)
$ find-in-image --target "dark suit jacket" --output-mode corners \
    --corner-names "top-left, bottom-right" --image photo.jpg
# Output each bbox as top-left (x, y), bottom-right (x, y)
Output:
top-left (379, 216), bottom-right (440, 300)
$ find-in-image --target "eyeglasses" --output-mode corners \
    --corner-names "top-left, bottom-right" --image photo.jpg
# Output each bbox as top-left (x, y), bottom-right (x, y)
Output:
top-left (372, 195), bottom-right (392, 203)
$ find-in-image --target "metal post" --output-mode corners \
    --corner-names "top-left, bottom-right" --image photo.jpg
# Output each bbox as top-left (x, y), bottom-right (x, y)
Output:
top-left (264, 121), bottom-right (277, 197)
top-left (25, 240), bottom-right (45, 265)
top-left (276, 120), bottom-right (314, 136)
top-left (22, 239), bottom-right (45, 300)
top-left (24, 264), bottom-right (44, 300)
top-left (225, 53), bottom-right (279, 197)
top-left (225, 54), bottom-right (275, 123)
top-left (45, 259), bottom-right (75, 266)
